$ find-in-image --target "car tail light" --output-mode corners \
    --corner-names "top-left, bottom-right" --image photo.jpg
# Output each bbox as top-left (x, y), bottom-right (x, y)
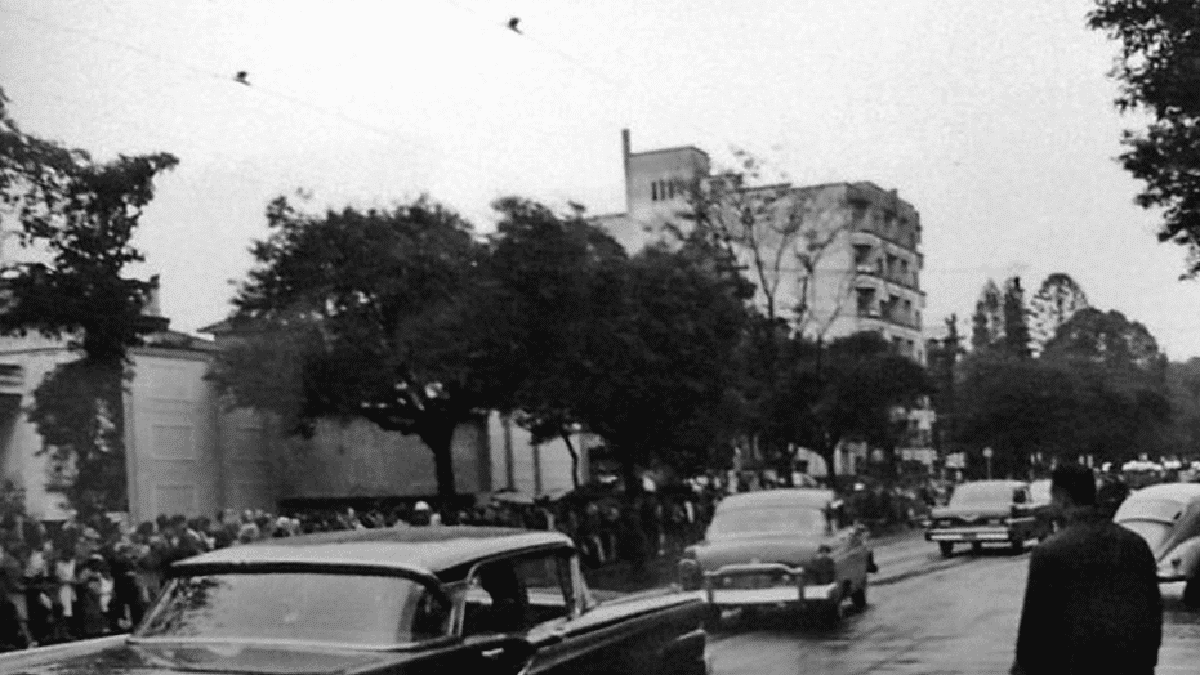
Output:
top-left (677, 559), bottom-right (703, 590)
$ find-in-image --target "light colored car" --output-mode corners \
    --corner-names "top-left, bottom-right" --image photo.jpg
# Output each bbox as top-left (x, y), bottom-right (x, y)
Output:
top-left (678, 489), bottom-right (874, 626)
top-left (1115, 482), bottom-right (1200, 608)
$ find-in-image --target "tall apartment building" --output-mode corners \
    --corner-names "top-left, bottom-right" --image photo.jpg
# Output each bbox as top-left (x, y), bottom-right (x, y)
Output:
top-left (595, 130), bottom-right (927, 363)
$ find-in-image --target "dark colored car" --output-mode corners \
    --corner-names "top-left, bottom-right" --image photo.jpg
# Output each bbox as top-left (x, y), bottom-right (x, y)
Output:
top-left (0, 526), bottom-right (710, 675)
top-left (1115, 483), bottom-right (1200, 608)
top-left (678, 489), bottom-right (875, 626)
top-left (925, 480), bottom-right (1050, 558)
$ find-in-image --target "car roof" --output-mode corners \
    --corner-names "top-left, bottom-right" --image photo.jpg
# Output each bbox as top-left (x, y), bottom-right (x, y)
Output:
top-left (1128, 483), bottom-right (1200, 503)
top-left (956, 480), bottom-right (1029, 490)
top-left (173, 526), bottom-right (573, 578)
top-left (717, 488), bottom-right (836, 510)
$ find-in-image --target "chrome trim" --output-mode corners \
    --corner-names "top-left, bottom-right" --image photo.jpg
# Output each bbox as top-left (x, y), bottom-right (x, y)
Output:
top-left (703, 562), bottom-right (805, 577)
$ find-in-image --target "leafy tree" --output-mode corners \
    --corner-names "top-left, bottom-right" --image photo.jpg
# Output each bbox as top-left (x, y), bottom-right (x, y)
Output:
top-left (928, 315), bottom-right (966, 453)
top-left (1028, 273), bottom-right (1090, 357)
top-left (0, 89), bottom-right (176, 518)
top-left (971, 280), bottom-right (1004, 351)
top-left (1002, 276), bottom-right (1031, 358)
top-left (212, 195), bottom-right (492, 507)
top-left (485, 198), bottom-right (628, 488)
top-left (956, 354), bottom-right (1090, 476)
top-left (958, 307), bottom-right (1172, 473)
top-left (1089, 1), bottom-right (1200, 277)
top-left (779, 332), bottom-right (931, 483)
top-left (568, 229), bottom-right (754, 494)
top-left (679, 152), bottom-right (856, 482)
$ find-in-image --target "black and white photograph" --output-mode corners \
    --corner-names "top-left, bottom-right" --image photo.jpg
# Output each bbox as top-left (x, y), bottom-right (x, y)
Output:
top-left (2, 1), bottom-right (1200, 673)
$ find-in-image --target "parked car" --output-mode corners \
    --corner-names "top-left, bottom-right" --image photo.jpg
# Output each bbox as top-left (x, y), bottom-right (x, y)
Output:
top-left (678, 488), bottom-right (875, 626)
top-left (925, 479), bottom-right (1049, 558)
top-left (1115, 483), bottom-right (1200, 608)
top-left (0, 526), bottom-right (710, 675)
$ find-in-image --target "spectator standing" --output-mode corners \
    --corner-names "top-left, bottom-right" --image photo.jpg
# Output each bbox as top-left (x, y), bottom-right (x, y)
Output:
top-left (1011, 464), bottom-right (1162, 675)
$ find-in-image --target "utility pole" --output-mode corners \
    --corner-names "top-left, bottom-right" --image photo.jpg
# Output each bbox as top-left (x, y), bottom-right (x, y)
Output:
top-left (983, 447), bottom-right (993, 480)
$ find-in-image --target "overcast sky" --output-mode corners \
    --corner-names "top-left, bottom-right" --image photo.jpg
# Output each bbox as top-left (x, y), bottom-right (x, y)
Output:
top-left (2, 0), bottom-right (1199, 358)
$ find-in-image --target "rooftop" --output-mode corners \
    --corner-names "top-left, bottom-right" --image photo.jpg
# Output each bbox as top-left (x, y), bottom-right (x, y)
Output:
top-left (718, 488), bottom-right (837, 510)
top-left (174, 526), bottom-right (573, 578)
top-left (1129, 483), bottom-right (1200, 503)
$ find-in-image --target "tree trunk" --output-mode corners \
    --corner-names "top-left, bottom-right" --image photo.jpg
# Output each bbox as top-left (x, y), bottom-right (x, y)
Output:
top-left (561, 432), bottom-right (581, 490)
top-left (419, 419), bottom-right (458, 510)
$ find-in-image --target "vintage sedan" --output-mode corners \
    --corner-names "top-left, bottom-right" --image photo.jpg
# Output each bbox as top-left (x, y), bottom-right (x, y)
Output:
top-left (1115, 482), bottom-right (1200, 608)
top-left (0, 526), bottom-right (709, 675)
top-left (925, 480), bottom-right (1049, 557)
top-left (678, 489), bottom-right (875, 626)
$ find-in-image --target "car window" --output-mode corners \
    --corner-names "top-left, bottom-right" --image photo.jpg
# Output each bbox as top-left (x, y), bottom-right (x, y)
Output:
top-left (1012, 489), bottom-right (1028, 504)
top-left (707, 506), bottom-right (828, 540)
top-left (461, 553), bottom-right (571, 636)
top-left (135, 572), bottom-right (450, 646)
top-left (950, 483), bottom-right (1019, 506)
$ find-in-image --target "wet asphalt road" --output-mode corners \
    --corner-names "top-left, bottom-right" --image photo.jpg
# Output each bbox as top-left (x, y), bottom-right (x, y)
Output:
top-left (706, 535), bottom-right (1200, 674)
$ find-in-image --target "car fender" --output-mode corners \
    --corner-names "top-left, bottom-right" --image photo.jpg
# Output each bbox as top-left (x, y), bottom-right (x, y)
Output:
top-left (659, 628), bottom-right (707, 675)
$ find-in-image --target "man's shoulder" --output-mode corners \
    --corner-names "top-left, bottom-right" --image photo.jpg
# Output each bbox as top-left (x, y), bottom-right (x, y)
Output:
top-left (1037, 520), bottom-right (1153, 560)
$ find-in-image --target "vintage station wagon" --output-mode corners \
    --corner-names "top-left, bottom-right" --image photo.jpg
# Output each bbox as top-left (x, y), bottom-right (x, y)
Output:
top-left (0, 526), bottom-right (710, 675)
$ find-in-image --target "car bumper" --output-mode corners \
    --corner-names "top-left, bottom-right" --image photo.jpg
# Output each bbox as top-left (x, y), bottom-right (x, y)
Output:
top-left (705, 583), bottom-right (839, 606)
top-left (925, 527), bottom-right (1013, 542)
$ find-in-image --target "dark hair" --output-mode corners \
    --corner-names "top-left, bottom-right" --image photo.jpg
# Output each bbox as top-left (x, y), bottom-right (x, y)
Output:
top-left (1052, 464), bottom-right (1096, 507)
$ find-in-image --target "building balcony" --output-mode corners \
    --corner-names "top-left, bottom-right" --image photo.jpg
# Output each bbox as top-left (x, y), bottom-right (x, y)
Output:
top-left (0, 364), bottom-right (23, 393)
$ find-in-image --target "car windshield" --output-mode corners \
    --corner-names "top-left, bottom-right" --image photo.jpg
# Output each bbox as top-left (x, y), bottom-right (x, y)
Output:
top-left (950, 483), bottom-right (1018, 507)
top-left (707, 506), bottom-right (828, 539)
top-left (134, 572), bottom-right (451, 647)
top-left (1115, 498), bottom-right (1186, 524)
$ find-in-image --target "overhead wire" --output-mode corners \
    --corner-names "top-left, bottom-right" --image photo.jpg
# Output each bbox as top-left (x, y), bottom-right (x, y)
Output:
top-left (0, 4), bottom-right (423, 147)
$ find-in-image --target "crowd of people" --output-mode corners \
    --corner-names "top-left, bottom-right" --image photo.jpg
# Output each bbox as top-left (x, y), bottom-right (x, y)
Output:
top-left (0, 489), bottom-right (720, 651)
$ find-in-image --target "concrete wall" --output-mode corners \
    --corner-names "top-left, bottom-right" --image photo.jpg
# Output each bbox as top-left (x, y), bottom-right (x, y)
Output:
top-left (275, 416), bottom-right (489, 500)
top-left (124, 349), bottom-right (225, 524)
top-left (486, 412), bottom-right (592, 498)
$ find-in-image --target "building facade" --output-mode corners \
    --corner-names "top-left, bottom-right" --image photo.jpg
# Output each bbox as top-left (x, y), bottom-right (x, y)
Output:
top-left (595, 129), bottom-right (934, 476)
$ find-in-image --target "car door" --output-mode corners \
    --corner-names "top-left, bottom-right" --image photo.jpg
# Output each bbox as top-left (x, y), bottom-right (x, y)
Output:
top-left (530, 554), bottom-right (706, 675)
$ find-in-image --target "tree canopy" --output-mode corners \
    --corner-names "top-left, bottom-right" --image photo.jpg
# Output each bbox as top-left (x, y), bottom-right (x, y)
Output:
top-left (1089, 0), bottom-right (1200, 276)
top-left (0, 88), bottom-right (177, 517)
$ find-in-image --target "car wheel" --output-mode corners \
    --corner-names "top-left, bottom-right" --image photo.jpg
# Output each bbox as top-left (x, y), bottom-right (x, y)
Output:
top-left (1011, 538), bottom-right (1024, 554)
top-left (939, 542), bottom-right (954, 558)
top-left (851, 583), bottom-right (867, 611)
top-left (1184, 578), bottom-right (1200, 609)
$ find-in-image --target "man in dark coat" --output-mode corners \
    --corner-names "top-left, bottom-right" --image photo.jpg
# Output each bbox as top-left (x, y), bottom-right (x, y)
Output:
top-left (1011, 464), bottom-right (1162, 675)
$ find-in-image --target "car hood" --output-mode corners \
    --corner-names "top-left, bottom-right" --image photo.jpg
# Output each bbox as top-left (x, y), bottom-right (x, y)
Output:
top-left (2, 639), bottom-right (419, 675)
top-left (692, 536), bottom-right (826, 570)
top-left (931, 504), bottom-right (1011, 519)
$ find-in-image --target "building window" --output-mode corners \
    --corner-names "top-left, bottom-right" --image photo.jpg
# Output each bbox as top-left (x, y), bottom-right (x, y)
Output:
top-left (886, 254), bottom-right (897, 277)
top-left (903, 299), bottom-right (912, 322)
top-left (853, 244), bottom-right (872, 267)
top-left (892, 336), bottom-right (903, 353)
top-left (900, 258), bottom-right (909, 277)
top-left (888, 294), bottom-right (900, 321)
top-left (906, 339), bottom-right (915, 355)
top-left (668, 181), bottom-right (675, 198)
top-left (651, 182), bottom-right (658, 201)
top-left (856, 288), bottom-right (876, 316)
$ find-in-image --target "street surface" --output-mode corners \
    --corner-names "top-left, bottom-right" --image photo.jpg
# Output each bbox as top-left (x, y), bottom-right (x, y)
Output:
top-left (706, 534), bottom-right (1200, 674)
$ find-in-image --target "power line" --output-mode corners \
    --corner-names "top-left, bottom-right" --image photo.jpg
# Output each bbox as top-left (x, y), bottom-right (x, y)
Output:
top-left (1, 5), bottom-right (418, 146)
top-left (436, 1), bottom-right (794, 183)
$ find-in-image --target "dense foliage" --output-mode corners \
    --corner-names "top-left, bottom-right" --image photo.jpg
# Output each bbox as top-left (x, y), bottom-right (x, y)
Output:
top-left (1089, 0), bottom-right (1200, 277)
top-left (0, 89), bottom-right (176, 518)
